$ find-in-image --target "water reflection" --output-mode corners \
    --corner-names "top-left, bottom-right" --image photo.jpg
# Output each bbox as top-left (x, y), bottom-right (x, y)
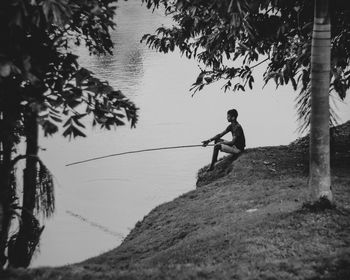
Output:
top-left (77, 0), bottom-right (171, 98)
top-left (85, 47), bottom-right (145, 98)
top-left (123, 48), bottom-right (144, 77)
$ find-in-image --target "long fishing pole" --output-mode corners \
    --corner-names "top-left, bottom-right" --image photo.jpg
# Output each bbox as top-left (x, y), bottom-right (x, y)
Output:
top-left (66, 143), bottom-right (214, 167)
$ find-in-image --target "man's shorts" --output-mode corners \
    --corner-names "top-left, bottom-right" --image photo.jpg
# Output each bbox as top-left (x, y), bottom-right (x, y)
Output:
top-left (220, 144), bottom-right (242, 154)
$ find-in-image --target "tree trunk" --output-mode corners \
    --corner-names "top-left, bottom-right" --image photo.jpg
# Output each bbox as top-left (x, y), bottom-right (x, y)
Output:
top-left (8, 112), bottom-right (39, 268)
top-left (0, 138), bottom-right (13, 269)
top-left (0, 108), bottom-right (16, 268)
top-left (309, 0), bottom-right (332, 203)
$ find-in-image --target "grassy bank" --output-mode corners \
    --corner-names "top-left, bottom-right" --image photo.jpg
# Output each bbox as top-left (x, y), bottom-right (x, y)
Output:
top-left (2, 122), bottom-right (350, 279)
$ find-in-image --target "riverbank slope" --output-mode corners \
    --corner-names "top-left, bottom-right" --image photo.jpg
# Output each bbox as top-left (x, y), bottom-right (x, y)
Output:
top-left (2, 121), bottom-right (350, 279)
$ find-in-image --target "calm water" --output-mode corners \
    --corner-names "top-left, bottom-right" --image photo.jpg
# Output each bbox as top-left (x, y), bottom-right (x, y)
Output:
top-left (30, 1), bottom-right (350, 267)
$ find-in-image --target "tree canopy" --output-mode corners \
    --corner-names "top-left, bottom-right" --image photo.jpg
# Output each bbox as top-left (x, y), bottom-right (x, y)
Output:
top-left (0, 0), bottom-right (138, 140)
top-left (142, 0), bottom-right (350, 131)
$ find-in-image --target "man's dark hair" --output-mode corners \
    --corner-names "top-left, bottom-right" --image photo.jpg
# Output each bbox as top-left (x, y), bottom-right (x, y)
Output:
top-left (227, 109), bottom-right (238, 118)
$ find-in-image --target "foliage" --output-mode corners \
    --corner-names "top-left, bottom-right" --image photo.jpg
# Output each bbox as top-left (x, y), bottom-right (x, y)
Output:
top-left (0, 0), bottom-right (139, 267)
top-left (0, 0), bottom-right (138, 139)
top-left (7, 214), bottom-right (44, 268)
top-left (141, 0), bottom-right (350, 131)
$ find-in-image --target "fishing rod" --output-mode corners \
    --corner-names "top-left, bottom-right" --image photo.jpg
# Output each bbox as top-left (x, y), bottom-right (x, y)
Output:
top-left (66, 143), bottom-right (214, 167)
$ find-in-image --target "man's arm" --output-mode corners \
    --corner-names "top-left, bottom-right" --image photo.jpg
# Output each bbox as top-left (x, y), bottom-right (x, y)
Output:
top-left (202, 126), bottom-right (230, 146)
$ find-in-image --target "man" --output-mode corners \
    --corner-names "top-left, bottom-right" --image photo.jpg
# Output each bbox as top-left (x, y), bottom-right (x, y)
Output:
top-left (202, 109), bottom-right (245, 171)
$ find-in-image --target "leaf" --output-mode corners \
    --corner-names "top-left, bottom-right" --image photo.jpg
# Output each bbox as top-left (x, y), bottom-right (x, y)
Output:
top-left (238, 84), bottom-right (245, 91)
top-left (291, 77), bottom-right (297, 91)
top-left (109, 90), bottom-right (125, 99)
top-left (62, 124), bottom-right (86, 138)
top-left (41, 120), bottom-right (59, 136)
top-left (0, 62), bottom-right (12, 77)
top-left (75, 68), bottom-right (93, 87)
top-left (204, 76), bottom-right (213, 83)
top-left (228, 0), bottom-right (234, 12)
top-left (74, 119), bottom-right (85, 129)
top-left (195, 72), bottom-right (205, 85)
top-left (41, 0), bottom-right (72, 27)
top-left (248, 76), bottom-right (254, 90)
top-left (114, 118), bottom-right (125, 126)
top-left (50, 115), bottom-right (62, 123)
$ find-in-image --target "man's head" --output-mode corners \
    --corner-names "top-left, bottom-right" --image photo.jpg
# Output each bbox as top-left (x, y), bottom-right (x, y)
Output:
top-left (227, 109), bottom-right (238, 122)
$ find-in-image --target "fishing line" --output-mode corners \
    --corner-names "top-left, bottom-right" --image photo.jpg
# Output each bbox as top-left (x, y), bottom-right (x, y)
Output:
top-left (66, 210), bottom-right (125, 239)
top-left (66, 144), bottom-right (214, 167)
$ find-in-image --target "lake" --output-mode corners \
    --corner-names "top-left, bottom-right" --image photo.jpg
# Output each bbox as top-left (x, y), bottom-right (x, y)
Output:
top-left (30, 1), bottom-right (350, 267)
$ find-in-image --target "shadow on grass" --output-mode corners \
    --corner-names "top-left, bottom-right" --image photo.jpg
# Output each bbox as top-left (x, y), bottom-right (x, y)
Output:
top-left (302, 196), bottom-right (336, 212)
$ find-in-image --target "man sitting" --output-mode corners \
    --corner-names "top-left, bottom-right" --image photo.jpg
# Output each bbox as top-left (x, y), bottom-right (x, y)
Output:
top-left (202, 109), bottom-right (245, 171)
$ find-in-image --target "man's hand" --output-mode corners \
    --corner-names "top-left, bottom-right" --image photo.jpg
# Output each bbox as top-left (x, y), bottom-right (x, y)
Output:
top-left (202, 140), bottom-right (210, 147)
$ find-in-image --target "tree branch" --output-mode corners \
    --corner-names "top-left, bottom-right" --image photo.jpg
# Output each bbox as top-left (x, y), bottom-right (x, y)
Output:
top-left (11, 154), bottom-right (43, 168)
top-left (250, 57), bottom-right (269, 69)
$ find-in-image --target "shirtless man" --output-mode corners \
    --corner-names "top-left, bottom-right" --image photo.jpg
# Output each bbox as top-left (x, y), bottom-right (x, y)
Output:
top-left (202, 109), bottom-right (245, 171)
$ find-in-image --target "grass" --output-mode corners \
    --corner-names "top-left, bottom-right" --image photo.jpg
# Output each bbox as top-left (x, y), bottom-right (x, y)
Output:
top-left (1, 121), bottom-right (350, 280)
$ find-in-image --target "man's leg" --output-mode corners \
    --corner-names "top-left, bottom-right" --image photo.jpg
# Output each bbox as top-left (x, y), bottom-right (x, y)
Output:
top-left (208, 145), bottom-right (220, 170)
top-left (208, 144), bottom-right (242, 171)
top-left (220, 144), bottom-right (241, 154)
top-left (208, 139), bottom-right (223, 171)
